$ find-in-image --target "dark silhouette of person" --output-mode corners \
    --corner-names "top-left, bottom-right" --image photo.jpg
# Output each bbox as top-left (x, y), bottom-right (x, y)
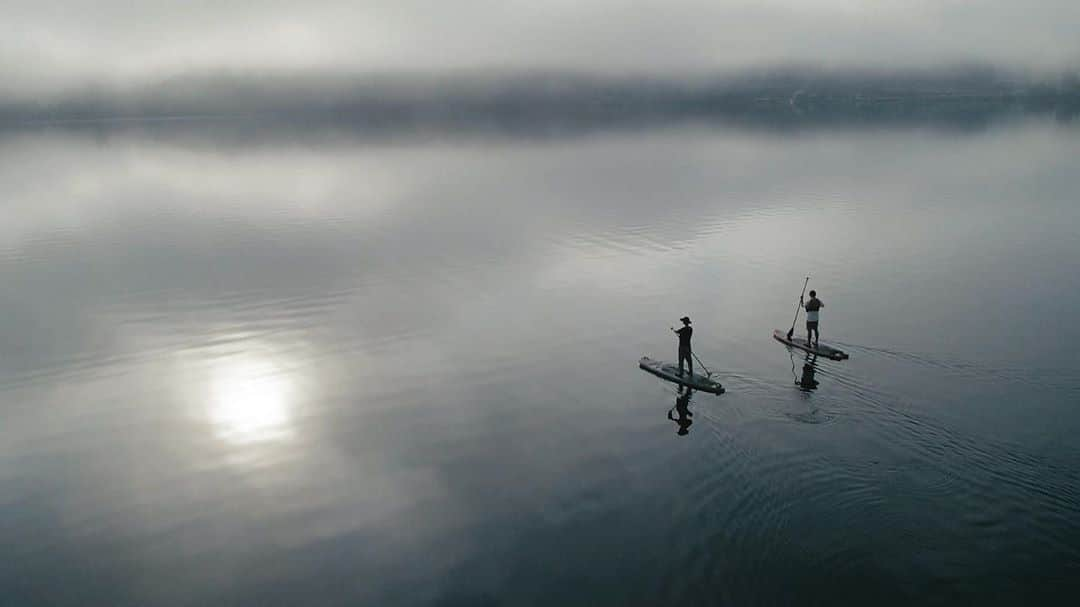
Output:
top-left (668, 385), bottom-right (694, 435)
top-left (671, 316), bottom-right (693, 376)
top-left (798, 354), bottom-right (820, 392)
top-left (802, 290), bottom-right (824, 347)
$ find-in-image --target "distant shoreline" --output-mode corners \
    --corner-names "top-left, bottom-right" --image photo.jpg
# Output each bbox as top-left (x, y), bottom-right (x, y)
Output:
top-left (3, 68), bottom-right (1078, 136)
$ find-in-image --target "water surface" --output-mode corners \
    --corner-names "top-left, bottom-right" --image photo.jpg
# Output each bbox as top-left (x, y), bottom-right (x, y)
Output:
top-left (2, 119), bottom-right (1079, 604)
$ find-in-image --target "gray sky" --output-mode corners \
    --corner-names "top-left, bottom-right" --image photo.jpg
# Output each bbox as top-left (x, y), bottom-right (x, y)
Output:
top-left (3, 1), bottom-right (1078, 97)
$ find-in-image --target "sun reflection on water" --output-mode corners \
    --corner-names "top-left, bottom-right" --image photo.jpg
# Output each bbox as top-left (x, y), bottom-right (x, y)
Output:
top-left (208, 358), bottom-right (294, 444)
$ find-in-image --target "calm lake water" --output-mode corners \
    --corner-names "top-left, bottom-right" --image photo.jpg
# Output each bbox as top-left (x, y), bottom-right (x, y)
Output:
top-left (2, 118), bottom-right (1079, 605)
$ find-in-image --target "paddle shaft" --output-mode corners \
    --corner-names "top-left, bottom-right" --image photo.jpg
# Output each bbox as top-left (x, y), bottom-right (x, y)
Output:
top-left (787, 276), bottom-right (811, 339)
top-left (692, 352), bottom-right (712, 377)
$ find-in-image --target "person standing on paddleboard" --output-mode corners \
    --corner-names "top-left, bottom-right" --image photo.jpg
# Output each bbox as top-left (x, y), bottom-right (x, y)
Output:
top-left (672, 316), bottom-right (693, 376)
top-left (803, 290), bottom-right (824, 347)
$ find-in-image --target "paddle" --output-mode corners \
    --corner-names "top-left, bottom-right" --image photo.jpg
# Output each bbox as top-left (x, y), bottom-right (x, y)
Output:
top-left (786, 276), bottom-right (811, 340)
top-left (692, 352), bottom-right (713, 378)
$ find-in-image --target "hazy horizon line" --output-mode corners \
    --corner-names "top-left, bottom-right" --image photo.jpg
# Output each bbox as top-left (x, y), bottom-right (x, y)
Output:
top-left (2, 64), bottom-right (1077, 140)
top-left (7, 63), bottom-right (1080, 100)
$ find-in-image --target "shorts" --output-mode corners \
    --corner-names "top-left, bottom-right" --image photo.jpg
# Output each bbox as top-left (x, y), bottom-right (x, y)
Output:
top-left (806, 321), bottom-right (819, 330)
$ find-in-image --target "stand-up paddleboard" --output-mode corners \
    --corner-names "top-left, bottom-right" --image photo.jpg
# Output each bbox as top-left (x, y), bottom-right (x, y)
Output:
top-left (639, 357), bottom-right (725, 394)
top-left (772, 330), bottom-right (849, 360)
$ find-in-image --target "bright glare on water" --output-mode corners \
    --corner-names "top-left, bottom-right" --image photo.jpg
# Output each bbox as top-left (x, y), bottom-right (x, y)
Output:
top-left (208, 356), bottom-right (295, 444)
top-left (1, 118), bottom-right (1079, 605)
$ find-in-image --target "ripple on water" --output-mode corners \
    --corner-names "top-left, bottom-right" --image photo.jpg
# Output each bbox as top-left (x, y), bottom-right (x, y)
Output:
top-left (673, 459), bottom-right (887, 598)
top-left (785, 408), bottom-right (836, 425)
top-left (833, 339), bottom-right (1080, 393)
top-left (874, 460), bottom-right (965, 502)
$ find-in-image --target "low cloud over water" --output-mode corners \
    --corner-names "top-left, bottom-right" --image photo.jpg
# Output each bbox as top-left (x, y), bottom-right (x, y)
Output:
top-left (3, 1), bottom-right (1080, 99)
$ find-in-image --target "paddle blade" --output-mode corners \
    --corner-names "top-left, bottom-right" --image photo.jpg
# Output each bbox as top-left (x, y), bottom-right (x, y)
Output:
top-left (786, 328), bottom-right (794, 339)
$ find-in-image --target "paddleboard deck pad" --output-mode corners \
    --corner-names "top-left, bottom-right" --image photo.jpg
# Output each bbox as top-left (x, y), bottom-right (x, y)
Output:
top-left (772, 330), bottom-right (849, 360)
top-left (639, 356), bottom-right (725, 394)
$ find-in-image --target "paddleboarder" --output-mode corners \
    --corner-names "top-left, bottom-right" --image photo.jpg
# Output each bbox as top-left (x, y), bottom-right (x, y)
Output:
top-left (671, 316), bottom-right (693, 376)
top-left (802, 290), bottom-right (824, 347)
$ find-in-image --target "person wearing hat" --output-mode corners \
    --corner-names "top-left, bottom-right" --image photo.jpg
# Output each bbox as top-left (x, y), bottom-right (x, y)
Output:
top-left (671, 316), bottom-right (693, 376)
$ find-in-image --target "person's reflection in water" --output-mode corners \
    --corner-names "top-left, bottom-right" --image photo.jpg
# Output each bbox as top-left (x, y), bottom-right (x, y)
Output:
top-left (797, 354), bottom-right (820, 392)
top-left (668, 385), bottom-right (694, 436)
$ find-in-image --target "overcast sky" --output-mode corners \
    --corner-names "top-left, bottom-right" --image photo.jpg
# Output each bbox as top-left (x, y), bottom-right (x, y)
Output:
top-left (3, 1), bottom-right (1079, 97)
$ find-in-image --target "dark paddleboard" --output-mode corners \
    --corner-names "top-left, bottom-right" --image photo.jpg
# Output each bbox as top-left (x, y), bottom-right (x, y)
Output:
top-left (772, 330), bottom-right (849, 360)
top-left (639, 356), bottom-right (725, 394)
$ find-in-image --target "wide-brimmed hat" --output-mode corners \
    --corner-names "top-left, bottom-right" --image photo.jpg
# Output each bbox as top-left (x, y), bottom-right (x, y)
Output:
top-left (680, 316), bottom-right (691, 323)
